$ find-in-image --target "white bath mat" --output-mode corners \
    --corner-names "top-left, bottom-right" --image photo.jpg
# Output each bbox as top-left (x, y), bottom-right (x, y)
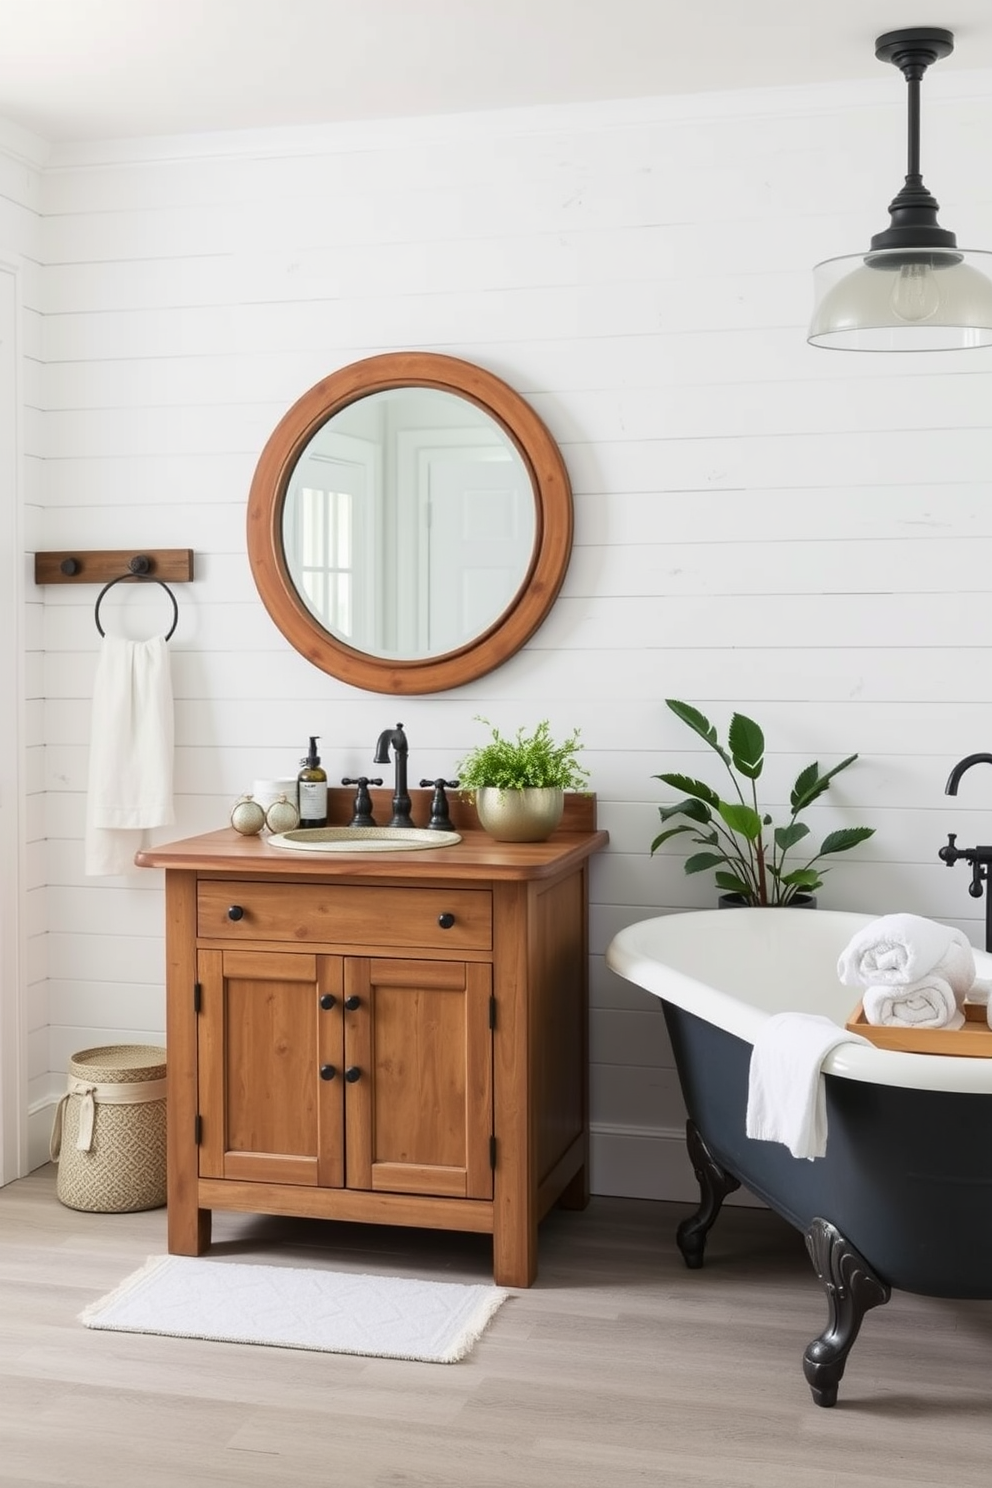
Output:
top-left (80, 1254), bottom-right (508, 1363)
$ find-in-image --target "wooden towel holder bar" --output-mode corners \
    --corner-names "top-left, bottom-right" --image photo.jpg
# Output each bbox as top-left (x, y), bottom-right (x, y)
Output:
top-left (34, 549), bottom-right (195, 585)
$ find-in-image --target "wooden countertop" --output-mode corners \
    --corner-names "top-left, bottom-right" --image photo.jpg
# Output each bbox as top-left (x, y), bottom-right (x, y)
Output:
top-left (135, 790), bottom-right (608, 883)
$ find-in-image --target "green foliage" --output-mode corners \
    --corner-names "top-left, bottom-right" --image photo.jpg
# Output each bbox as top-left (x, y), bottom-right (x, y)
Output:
top-left (456, 717), bottom-right (589, 792)
top-left (652, 700), bottom-right (874, 906)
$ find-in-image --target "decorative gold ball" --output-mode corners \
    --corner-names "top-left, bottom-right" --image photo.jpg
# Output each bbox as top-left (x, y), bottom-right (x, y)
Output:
top-left (230, 795), bottom-right (266, 835)
top-left (265, 794), bottom-right (300, 833)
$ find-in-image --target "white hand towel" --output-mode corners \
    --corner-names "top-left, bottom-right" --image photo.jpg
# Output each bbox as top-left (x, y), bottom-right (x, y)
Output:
top-left (746, 1012), bottom-right (870, 1161)
top-left (85, 634), bottom-right (175, 877)
top-left (861, 977), bottom-right (965, 1030)
top-left (837, 913), bottom-right (970, 989)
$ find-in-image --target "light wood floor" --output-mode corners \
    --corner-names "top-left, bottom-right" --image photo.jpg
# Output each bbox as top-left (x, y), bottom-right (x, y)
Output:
top-left (1, 1166), bottom-right (990, 1487)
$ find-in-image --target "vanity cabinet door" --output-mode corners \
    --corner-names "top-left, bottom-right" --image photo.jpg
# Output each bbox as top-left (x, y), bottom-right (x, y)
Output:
top-left (197, 947), bottom-right (345, 1188)
top-left (196, 946), bottom-right (493, 1203)
top-left (343, 957), bottom-right (494, 1201)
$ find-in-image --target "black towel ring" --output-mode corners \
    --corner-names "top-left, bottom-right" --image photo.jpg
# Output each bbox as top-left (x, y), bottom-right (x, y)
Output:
top-left (94, 573), bottom-right (179, 641)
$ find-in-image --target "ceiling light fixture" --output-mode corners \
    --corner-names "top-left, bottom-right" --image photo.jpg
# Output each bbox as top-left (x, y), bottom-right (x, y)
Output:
top-left (808, 27), bottom-right (992, 351)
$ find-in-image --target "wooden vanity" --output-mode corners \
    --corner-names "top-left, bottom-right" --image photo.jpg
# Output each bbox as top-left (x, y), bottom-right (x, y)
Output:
top-left (136, 791), bottom-right (607, 1286)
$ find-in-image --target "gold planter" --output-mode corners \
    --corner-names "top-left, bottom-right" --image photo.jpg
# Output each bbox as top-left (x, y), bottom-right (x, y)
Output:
top-left (475, 787), bottom-right (564, 842)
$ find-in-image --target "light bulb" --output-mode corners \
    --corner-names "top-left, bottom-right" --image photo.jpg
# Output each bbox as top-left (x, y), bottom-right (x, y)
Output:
top-left (889, 261), bottom-right (942, 323)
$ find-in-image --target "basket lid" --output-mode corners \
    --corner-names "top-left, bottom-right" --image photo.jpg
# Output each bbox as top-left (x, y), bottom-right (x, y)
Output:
top-left (68, 1044), bottom-right (167, 1082)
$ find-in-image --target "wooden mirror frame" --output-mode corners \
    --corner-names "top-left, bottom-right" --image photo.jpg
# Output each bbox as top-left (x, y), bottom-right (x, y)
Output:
top-left (246, 352), bottom-right (573, 695)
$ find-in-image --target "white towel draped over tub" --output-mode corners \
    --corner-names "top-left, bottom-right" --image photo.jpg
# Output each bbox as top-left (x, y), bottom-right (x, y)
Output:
top-left (85, 634), bottom-right (175, 876)
top-left (746, 1012), bottom-right (870, 1160)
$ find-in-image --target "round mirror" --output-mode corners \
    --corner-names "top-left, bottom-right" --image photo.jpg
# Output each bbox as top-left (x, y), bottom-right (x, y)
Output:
top-left (247, 353), bottom-right (572, 694)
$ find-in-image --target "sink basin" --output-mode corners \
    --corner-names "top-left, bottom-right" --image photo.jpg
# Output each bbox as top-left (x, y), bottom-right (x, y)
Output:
top-left (267, 826), bottom-right (462, 854)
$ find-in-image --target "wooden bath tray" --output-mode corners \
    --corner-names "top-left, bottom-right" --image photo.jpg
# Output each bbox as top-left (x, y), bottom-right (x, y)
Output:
top-left (846, 998), bottom-right (992, 1057)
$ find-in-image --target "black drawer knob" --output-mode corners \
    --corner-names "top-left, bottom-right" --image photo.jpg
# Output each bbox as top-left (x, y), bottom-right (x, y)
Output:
top-left (344, 1066), bottom-right (361, 1083)
top-left (227, 905), bottom-right (245, 921)
top-left (319, 1064), bottom-right (337, 1081)
top-left (437, 912), bottom-right (456, 930)
top-left (319, 994), bottom-right (336, 1010)
top-left (344, 995), bottom-right (361, 1011)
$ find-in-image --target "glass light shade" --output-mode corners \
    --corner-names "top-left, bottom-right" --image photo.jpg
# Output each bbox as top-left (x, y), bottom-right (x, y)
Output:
top-left (808, 247), bottom-right (992, 350)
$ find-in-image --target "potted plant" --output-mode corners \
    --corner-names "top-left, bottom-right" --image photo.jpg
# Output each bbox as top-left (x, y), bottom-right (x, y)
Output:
top-left (652, 700), bottom-right (874, 906)
top-left (456, 717), bottom-right (589, 841)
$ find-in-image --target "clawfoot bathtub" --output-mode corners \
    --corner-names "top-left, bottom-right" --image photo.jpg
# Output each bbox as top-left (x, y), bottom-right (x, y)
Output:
top-left (606, 908), bottom-right (992, 1406)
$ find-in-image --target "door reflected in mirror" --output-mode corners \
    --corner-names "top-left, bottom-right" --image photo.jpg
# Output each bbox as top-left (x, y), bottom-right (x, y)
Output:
top-left (284, 387), bottom-right (536, 661)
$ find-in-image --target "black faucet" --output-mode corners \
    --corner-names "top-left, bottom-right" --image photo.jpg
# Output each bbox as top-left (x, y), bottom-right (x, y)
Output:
top-left (373, 723), bottom-right (414, 828)
top-left (939, 753), bottom-right (992, 951)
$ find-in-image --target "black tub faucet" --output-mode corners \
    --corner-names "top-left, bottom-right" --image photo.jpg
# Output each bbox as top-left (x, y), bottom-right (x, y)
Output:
top-left (944, 753), bottom-right (992, 795)
top-left (373, 723), bottom-right (414, 827)
top-left (939, 752), bottom-right (992, 952)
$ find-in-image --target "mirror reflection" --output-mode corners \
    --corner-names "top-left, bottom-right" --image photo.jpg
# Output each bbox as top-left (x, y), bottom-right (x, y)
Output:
top-left (283, 388), bottom-right (535, 662)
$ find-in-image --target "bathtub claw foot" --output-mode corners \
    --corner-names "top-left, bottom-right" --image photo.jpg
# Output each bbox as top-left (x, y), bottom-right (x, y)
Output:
top-left (676, 1121), bottom-right (741, 1269)
top-left (803, 1217), bottom-right (891, 1407)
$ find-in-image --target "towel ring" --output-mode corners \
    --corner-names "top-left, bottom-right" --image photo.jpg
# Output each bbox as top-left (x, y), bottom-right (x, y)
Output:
top-left (94, 574), bottom-right (179, 641)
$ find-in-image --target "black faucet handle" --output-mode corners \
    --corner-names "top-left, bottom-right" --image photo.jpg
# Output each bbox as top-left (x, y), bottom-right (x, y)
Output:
top-left (341, 775), bottom-right (383, 828)
top-left (419, 777), bottom-right (459, 831)
top-left (939, 832), bottom-right (962, 865)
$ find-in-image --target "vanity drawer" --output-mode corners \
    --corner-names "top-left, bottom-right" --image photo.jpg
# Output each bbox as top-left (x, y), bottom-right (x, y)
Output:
top-left (196, 880), bottom-right (492, 951)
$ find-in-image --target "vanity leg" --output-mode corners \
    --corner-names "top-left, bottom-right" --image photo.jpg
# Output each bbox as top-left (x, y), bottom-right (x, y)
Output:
top-left (556, 1162), bottom-right (590, 1210)
top-left (167, 1190), bottom-right (211, 1256)
top-left (803, 1216), bottom-right (891, 1407)
top-left (676, 1120), bottom-right (741, 1268)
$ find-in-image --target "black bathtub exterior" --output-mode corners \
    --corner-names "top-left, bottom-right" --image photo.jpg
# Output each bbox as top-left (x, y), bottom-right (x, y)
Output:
top-left (664, 1000), bottom-right (992, 1299)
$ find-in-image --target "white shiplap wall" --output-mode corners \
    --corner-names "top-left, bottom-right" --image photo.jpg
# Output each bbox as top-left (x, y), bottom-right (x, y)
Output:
top-left (22, 73), bottom-right (992, 1191)
top-left (0, 120), bottom-right (44, 1182)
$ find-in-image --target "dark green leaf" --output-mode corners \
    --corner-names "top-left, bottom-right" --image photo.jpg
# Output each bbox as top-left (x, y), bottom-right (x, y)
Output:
top-left (654, 774), bottom-right (721, 810)
top-left (658, 796), bottom-right (713, 826)
top-left (684, 852), bottom-right (729, 874)
top-left (780, 868), bottom-right (822, 889)
top-left (790, 755), bottom-right (859, 813)
top-left (651, 825), bottom-right (697, 852)
top-left (817, 826), bottom-right (875, 856)
top-left (665, 700), bottom-right (731, 766)
top-left (728, 713), bottom-right (764, 779)
top-left (774, 822), bottom-right (810, 851)
top-left (714, 871), bottom-right (753, 896)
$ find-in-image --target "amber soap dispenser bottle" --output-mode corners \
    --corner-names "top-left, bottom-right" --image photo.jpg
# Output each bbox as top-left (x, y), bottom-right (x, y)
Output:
top-left (297, 736), bottom-right (328, 828)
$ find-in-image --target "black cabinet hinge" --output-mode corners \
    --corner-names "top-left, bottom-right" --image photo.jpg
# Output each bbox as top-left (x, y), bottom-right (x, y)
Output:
top-left (489, 995), bottom-right (496, 1030)
top-left (489, 1135), bottom-right (496, 1169)
top-left (193, 982), bottom-right (202, 1014)
top-left (194, 1114), bottom-right (203, 1145)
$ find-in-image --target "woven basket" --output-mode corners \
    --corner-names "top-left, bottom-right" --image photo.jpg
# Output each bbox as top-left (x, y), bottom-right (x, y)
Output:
top-left (50, 1045), bottom-right (167, 1213)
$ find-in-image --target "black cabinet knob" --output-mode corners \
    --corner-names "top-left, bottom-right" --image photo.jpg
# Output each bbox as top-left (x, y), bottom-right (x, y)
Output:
top-left (344, 995), bottom-right (361, 1011)
top-left (227, 905), bottom-right (245, 921)
top-left (319, 993), bottom-right (336, 1010)
top-left (319, 1064), bottom-right (337, 1081)
top-left (437, 912), bottom-right (455, 929)
top-left (344, 1066), bottom-right (361, 1083)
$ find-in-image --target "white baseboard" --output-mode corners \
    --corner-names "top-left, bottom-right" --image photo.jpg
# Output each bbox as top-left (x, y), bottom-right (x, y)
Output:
top-left (589, 1121), bottom-right (762, 1207)
top-left (28, 1097), bottom-right (57, 1174)
top-left (27, 1107), bottom-right (762, 1209)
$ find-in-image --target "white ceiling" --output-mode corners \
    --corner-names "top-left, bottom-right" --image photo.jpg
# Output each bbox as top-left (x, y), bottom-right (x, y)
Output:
top-left (0, 0), bottom-right (989, 144)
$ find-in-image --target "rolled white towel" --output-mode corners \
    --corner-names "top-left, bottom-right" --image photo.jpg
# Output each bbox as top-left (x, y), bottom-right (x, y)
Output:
top-left (862, 976), bottom-right (965, 1030)
top-left (838, 913), bottom-right (971, 990)
top-left (929, 938), bottom-right (978, 1003)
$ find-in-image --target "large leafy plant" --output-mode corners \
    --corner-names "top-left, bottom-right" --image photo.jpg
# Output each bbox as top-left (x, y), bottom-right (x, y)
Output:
top-left (456, 717), bottom-right (589, 792)
top-left (652, 700), bottom-right (874, 906)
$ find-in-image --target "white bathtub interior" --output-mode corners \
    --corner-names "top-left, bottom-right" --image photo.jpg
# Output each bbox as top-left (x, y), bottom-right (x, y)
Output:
top-left (606, 908), bottom-right (992, 1096)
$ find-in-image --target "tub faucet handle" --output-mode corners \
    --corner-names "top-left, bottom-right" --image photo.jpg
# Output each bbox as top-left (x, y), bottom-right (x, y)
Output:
top-left (939, 832), bottom-right (963, 865)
